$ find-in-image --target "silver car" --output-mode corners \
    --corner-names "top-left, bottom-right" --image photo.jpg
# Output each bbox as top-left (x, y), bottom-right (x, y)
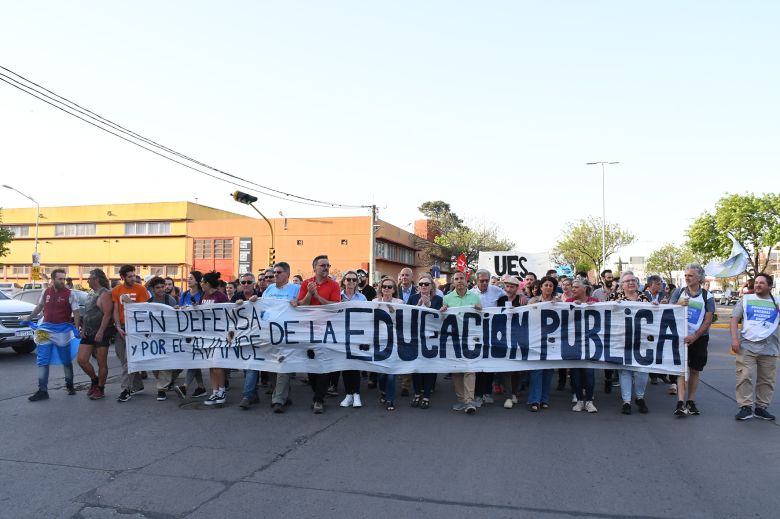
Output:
top-left (0, 291), bottom-right (36, 354)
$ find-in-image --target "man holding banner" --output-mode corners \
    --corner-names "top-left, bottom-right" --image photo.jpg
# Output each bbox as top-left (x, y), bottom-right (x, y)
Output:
top-left (25, 268), bottom-right (81, 402)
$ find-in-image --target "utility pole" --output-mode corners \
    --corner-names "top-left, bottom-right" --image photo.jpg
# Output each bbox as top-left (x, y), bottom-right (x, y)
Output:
top-left (369, 205), bottom-right (378, 283)
top-left (585, 161), bottom-right (619, 271)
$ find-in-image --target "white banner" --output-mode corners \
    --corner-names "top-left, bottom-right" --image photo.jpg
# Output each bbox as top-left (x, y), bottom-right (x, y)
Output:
top-left (126, 300), bottom-right (688, 375)
top-left (478, 251), bottom-right (551, 279)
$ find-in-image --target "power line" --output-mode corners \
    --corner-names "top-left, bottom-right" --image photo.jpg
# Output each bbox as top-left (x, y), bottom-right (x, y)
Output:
top-left (0, 65), bottom-right (371, 209)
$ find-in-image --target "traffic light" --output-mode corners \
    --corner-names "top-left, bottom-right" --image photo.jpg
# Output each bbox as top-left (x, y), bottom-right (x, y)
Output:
top-left (232, 191), bottom-right (258, 204)
top-left (268, 247), bottom-right (276, 266)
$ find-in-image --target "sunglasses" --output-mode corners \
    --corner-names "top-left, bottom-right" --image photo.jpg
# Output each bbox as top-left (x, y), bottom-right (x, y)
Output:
top-left (264, 276), bottom-right (275, 280)
top-left (273, 270), bottom-right (284, 275)
top-left (381, 285), bottom-right (394, 289)
top-left (418, 282), bottom-right (431, 286)
top-left (344, 278), bottom-right (358, 282)
top-left (240, 280), bottom-right (254, 285)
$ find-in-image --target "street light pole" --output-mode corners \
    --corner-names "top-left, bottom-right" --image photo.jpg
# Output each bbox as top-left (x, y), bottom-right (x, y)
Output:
top-left (232, 191), bottom-right (276, 266)
top-left (585, 162), bottom-right (619, 271)
top-left (3, 184), bottom-right (40, 260)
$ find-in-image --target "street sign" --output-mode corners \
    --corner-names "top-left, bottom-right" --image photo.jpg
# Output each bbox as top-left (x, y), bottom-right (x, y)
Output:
top-left (31, 266), bottom-right (41, 280)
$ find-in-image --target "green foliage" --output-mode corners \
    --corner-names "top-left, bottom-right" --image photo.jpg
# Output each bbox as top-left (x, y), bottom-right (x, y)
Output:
top-left (551, 217), bottom-right (635, 276)
top-left (418, 201), bottom-right (514, 271)
top-left (0, 209), bottom-right (14, 261)
top-left (686, 193), bottom-right (780, 277)
top-left (647, 243), bottom-right (696, 283)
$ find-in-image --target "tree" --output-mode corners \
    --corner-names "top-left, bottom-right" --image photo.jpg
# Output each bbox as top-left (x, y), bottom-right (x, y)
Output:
top-left (687, 193), bottom-right (780, 278)
top-left (0, 209), bottom-right (14, 261)
top-left (417, 201), bottom-right (514, 271)
top-left (552, 217), bottom-right (635, 276)
top-left (646, 243), bottom-right (696, 284)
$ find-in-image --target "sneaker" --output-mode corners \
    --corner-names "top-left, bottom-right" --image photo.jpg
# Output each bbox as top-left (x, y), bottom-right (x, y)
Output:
top-left (117, 389), bottom-right (131, 403)
top-left (173, 385), bottom-right (186, 400)
top-left (451, 403), bottom-right (466, 411)
top-left (204, 392), bottom-right (226, 406)
top-left (86, 385), bottom-right (97, 399)
top-left (191, 387), bottom-right (207, 398)
top-left (272, 403), bottom-right (284, 413)
top-left (482, 394), bottom-right (494, 405)
top-left (129, 386), bottom-right (144, 395)
top-left (353, 394), bottom-right (362, 407)
top-left (636, 398), bottom-right (649, 414)
top-left (511, 394), bottom-right (518, 404)
top-left (674, 401), bottom-right (687, 417)
top-left (735, 406), bottom-right (753, 421)
top-left (340, 394), bottom-right (354, 408)
top-left (66, 384), bottom-right (76, 395)
top-left (92, 387), bottom-right (105, 400)
top-left (685, 400), bottom-right (700, 415)
top-left (572, 401), bottom-right (585, 412)
top-left (464, 403), bottom-right (476, 414)
top-left (621, 402), bottom-right (632, 415)
top-left (754, 407), bottom-right (775, 421)
top-left (503, 398), bottom-right (514, 409)
top-left (157, 390), bottom-right (167, 401)
top-left (239, 398), bottom-right (252, 409)
top-left (571, 394), bottom-right (578, 403)
top-left (326, 385), bottom-right (338, 397)
top-left (668, 384), bottom-right (677, 395)
top-left (28, 390), bottom-right (49, 402)
top-left (312, 401), bottom-right (324, 414)
top-left (585, 401), bottom-right (598, 413)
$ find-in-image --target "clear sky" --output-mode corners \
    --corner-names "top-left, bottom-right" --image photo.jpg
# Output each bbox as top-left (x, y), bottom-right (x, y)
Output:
top-left (1, 2), bottom-right (778, 264)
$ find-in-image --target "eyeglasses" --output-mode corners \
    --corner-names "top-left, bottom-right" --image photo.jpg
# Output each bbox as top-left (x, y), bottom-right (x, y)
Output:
top-left (240, 280), bottom-right (254, 285)
top-left (418, 282), bottom-right (431, 286)
top-left (381, 285), bottom-right (394, 289)
top-left (344, 278), bottom-right (358, 282)
top-left (273, 270), bottom-right (284, 275)
top-left (264, 276), bottom-right (275, 280)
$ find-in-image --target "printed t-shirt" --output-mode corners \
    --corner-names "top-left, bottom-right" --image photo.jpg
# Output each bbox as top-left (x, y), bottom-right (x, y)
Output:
top-left (112, 283), bottom-right (150, 325)
top-left (263, 283), bottom-right (301, 301)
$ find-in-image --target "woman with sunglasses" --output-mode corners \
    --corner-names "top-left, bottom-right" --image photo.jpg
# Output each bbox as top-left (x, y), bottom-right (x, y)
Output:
top-left (407, 274), bottom-right (443, 409)
top-left (339, 271), bottom-right (367, 408)
top-left (376, 277), bottom-right (403, 410)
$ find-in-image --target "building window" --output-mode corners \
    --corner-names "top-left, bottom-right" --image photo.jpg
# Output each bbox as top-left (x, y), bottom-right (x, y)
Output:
top-left (214, 239), bottom-right (233, 259)
top-left (375, 241), bottom-right (416, 265)
top-left (125, 221), bottom-right (171, 235)
top-left (2, 225), bottom-right (29, 237)
top-left (12, 265), bottom-right (31, 275)
top-left (112, 266), bottom-right (122, 277)
top-left (43, 265), bottom-right (68, 276)
top-left (55, 223), bottom-right (96, 236)
top-left (296, 240), bottom-right (304, 246)
top-left (166, 265), bottom-right (179, 277)
top-left (340, 239), bottom-right (348, 245)
top-left (79, 265), bottom-right (102, 277)
top-left (194, 239), bottom-right (212, 259)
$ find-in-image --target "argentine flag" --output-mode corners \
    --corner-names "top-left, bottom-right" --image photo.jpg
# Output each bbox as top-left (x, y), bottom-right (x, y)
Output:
top-left (704, 234), bottom-right (749, 278)
top-left (22, 321), bottom-right (81, 366)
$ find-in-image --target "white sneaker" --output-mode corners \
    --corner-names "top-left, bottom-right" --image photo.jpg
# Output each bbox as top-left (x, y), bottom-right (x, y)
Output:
top-left (340, 394), bottom-right (354, 408)
top-left (511, 394), bottom-right (518, 404)
top-left (572, 401), bottom-right (585, 412)
top-left (668, 384), bottom-right (677, 395)
top-left (204, 391), bottom-right (226, 406)
top-left (352, 394), bottom-right (362, 408)
top-left (585, 401), bottom-right (598, 413)
top-left (571, 394), bottom-right (578, 403)
top-left (504, 398), bottom-right (514, 409)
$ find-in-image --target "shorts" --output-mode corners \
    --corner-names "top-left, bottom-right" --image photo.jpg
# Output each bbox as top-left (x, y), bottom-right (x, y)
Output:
top-left (81, 328), bottom-right (115, 348)
top-left (687, 335), bottom-right (709, 372)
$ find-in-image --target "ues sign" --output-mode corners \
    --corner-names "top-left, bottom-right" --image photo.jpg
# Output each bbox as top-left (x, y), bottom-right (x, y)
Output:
top-left (478, 251), bottom-right (550, 280)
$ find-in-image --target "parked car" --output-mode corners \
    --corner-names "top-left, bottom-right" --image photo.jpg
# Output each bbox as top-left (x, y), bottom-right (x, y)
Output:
top-left (0, 291), bottom-right (36, 354)
top-left (0, 282), bottom-right (23, 297)
top-left (13, 288), bottom-right (88, 314)
top-left (721, 289), bottom-right (740, 305)
top-left (709, 289), bottom-right (724, 303)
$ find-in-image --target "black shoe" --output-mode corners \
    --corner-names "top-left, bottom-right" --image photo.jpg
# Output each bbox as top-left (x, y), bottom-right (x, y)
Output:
top-left (735, 406), bottom-right (753, 421)
top-left (636, 398), bottom-right (649, 414)
top-left (685, 400), bottom-right (700, 415)
top-left (272, 403), bottom-right (284, 413)
top-left (674, 401), bottom-right (686, 417)
top-left (156, 390), bottom-right (167, 401)
top-left (191, 387), bottom-right (207, 398)
top-left (28, 390), bottom-right (49, 402)
top-left (129, 386), bottom-right (144, 395)
top-left (66, 384), bottom-right (76, 395)
top-left (754, 407), bottom-right (775, 421)
top-left (117, 389), bottom-right (131, 403)
top-left (621, 402), bottom-right (632, 415)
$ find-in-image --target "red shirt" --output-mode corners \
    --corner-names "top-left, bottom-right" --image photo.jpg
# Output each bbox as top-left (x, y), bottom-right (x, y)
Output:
top-left (298, 276), bottom-right (340, 305)
top-left (43, 287), bottom-right (73, 324)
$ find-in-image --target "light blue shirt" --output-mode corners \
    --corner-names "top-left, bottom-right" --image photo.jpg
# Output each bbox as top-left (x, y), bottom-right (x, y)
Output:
top-left (262, 283), bottom-right (301, 301)
top-left (341, 291), bottom-right (367, 302)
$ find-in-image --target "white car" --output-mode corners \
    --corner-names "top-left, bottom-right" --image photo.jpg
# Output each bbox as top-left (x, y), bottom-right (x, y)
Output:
top-left (0, 291), bottom-right (36, 354)
top-left (0, 282), bottom-right (22, 297)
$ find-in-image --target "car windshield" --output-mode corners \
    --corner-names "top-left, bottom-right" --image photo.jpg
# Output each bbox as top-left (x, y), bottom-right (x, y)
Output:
top-left (0, 291), bottom-right (9, 300)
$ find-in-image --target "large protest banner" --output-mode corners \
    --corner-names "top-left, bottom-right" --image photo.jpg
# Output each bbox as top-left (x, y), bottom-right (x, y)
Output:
top-left (478, 251), bottom-right (550, 279)
top-left (126, 300), bottom-right (687, 375)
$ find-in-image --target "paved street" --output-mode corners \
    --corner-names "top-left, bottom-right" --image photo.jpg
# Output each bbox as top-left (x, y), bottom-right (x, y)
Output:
top-left (1, 328), bottom-right (778, 519)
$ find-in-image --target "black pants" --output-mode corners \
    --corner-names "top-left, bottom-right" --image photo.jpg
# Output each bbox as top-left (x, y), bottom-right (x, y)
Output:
top-left (342, 370), bottom-right (361, 394)
top-left (475, 372), bottom-right (494, 397)
top-left (412, 373), bottom-right (436, 398)
top-left (309, 373), bottom-right (331, 403)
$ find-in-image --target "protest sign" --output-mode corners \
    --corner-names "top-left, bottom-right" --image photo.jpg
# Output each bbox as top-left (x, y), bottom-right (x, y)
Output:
top-left (478, 251), bottom-right (550, 279)
top-left (126, 300), bottom-right (687, 376)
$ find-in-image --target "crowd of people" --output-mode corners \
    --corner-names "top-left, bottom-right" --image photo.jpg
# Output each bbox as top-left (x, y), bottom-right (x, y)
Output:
top-left (22, 255), bottom-right (779, 422)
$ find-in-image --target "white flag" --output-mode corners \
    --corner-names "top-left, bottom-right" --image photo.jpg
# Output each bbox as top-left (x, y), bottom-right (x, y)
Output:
top-left (704, 234), bottom-right (749, 278)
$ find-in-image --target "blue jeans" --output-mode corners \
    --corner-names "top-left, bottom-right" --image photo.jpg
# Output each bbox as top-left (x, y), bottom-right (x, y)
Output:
top-left (242, 370), bottom-right (259, 400)
top-left (36, 344), bottom-right (74, 392)
top-left (619, 370), bottom-right (649, 402)
top-left (527, 369), bottom-right (553, 404)
top-left (571, 368), bottom-right (595, 401)
top-left (379, 374), bottom-right (396, 403)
